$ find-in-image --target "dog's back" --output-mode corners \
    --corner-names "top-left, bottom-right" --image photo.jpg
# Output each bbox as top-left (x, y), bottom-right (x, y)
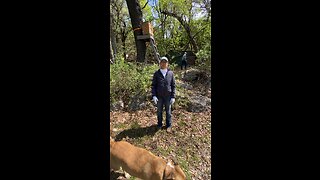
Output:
top-left (110, 139), bottom-right (186, 180)
top-left (110, 140), bottom-right (162, 177)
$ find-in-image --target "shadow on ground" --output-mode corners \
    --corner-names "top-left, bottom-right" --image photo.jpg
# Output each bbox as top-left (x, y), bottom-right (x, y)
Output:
top-left (115, 124), bottom-right (160, 141)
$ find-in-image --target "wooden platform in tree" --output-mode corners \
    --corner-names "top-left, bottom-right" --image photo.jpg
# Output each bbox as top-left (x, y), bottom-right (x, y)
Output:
top-left (137, 35), bottom-right (154, 40)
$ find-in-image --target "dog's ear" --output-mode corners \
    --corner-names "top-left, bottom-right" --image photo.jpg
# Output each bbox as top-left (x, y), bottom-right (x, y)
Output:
top-left (167, 172), bottom-right (174, 180)
top-left (172, 158), bottom-right (179, 165)
top-left (166, 156), bottom-right (179, 166)
top-left (164, 161), bottom-right (175, 180)
top-left (175, 166), bottom-right (186, 180)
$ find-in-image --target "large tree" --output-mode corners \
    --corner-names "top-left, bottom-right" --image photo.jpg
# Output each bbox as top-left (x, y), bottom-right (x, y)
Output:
top-left (110, 15), bottom-right (116, 61)
top-left (111, 0), bottom-right (132, 61)
top-left (125, 0), bottom-right (147, 62)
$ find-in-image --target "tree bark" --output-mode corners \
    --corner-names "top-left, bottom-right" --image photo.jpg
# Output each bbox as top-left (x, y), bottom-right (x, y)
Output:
top-left (110, 39), bottom-right (114, 64)
top-left (125, 0), bottom-right (146, 62)
top-left (121, 31), bottom-right (126, 60)
top-left (161, 10), bottom-right (198, 53)
top-left (110, 15), bottom-right (117, 60)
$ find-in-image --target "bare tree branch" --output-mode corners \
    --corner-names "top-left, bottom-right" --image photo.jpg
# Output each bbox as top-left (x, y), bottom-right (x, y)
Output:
top-left (161, 10), bottom-right (198, 52)
top-left (142, 0), bottom-right (149, 9)
top-left (183, 24), bottom-right (209, 51)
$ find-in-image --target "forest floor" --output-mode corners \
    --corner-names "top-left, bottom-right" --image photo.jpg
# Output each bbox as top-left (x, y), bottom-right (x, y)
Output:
top-left (110, 68), bottom-right (212, 180)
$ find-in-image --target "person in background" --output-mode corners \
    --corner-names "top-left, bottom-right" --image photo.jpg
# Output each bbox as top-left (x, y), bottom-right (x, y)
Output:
top-left (181, 52), bottom-right (187, 70)
top-left (151, 57), bottom-right (176, 133)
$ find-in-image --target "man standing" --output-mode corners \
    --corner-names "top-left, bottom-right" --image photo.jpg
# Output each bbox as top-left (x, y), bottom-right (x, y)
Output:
top-left (181, 52), bottom-right (187, 70)
top-left (152, 57), bottom-right (176, 133)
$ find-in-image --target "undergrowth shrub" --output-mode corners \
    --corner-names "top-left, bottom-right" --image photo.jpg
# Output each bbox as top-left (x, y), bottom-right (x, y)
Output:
top-left (110, 57), bottom-right (159, 106)
top-left (196, 43), bottom-right (211, 73)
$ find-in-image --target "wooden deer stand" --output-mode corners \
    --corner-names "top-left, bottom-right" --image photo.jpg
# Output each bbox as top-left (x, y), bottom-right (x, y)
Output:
top-left (137, 22), bottom-right (161, 64)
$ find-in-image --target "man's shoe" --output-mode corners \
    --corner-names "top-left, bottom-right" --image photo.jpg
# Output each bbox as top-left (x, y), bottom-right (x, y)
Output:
top-left (157, 125), bottom-right (162, 130)
top-left (166, 126), bottom-right (172, 133)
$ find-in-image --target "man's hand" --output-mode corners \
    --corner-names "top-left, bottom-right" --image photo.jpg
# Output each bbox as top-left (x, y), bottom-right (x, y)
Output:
top-left (153, 96), bottom-right (158, 105)
top-left (170, 98), bottom-right (175, 105)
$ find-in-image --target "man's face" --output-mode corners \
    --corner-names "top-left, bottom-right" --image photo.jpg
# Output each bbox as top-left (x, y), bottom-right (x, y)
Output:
top-left (160, 60), bottom-right (168, 69)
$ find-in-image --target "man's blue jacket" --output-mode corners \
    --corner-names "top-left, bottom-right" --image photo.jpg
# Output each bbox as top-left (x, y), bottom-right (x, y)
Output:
top-left (151, 69), bottom-right (176, 98)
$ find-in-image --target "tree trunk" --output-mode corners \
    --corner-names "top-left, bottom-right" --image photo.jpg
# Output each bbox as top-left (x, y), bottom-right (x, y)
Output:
top-left (110, 15), bottom-right (117, 59)
top-left (121, 33), bottom-right (126, 60)
top-left (161, 10), bottom-right (198, 53)
top-left (121, 21), bottom-right (130, 61)
top-left (125, 0), bottom-right (146, 62)
top-left (110, 40), bottom-right (114, 64)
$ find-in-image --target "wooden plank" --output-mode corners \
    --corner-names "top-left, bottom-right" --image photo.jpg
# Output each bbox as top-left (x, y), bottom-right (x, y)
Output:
top-left (137, 35), bottom-right (151, 40)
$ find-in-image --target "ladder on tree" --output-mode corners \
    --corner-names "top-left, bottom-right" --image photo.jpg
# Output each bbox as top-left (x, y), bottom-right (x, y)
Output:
top-left (137, 34), bottom-right (161, 64)
top-left (137, 22), bottom-right (161, 64)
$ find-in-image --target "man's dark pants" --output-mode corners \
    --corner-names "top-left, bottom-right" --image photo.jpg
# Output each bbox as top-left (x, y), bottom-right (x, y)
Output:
top-left (157, 96), bottom-right (172, 128)
top-left (181, 60), bottom-right (187, 70)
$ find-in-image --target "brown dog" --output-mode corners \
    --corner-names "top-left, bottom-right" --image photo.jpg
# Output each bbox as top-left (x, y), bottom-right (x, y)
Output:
top-left (110, 137), bottom-right (186, 180)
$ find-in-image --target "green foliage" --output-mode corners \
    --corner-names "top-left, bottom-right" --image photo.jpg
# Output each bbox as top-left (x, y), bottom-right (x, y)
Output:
top-left (130, 121), bottom-right (141, 129)
top-left (159, 0), bottom-right (192, 16)
top-left (150, 0), bottom-right (211, 56)
top-left (140, 0), bottom-right (153, 22)
top-left (196, 43), bottom-right (211, 72)
top-left (110, 57), bottom-right (159, 105)
top-left (168, 62), bottom-right (179, 71)
top-left (113, 0), bottom-right (211, 60)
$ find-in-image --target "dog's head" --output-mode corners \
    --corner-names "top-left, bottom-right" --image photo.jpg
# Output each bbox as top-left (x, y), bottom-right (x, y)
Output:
top-left (163, 159), bottom-right (186, 180)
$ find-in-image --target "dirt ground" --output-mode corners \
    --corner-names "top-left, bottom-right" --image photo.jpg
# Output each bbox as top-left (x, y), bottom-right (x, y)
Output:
top-left (110, 107), bottom-right (211, 180)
